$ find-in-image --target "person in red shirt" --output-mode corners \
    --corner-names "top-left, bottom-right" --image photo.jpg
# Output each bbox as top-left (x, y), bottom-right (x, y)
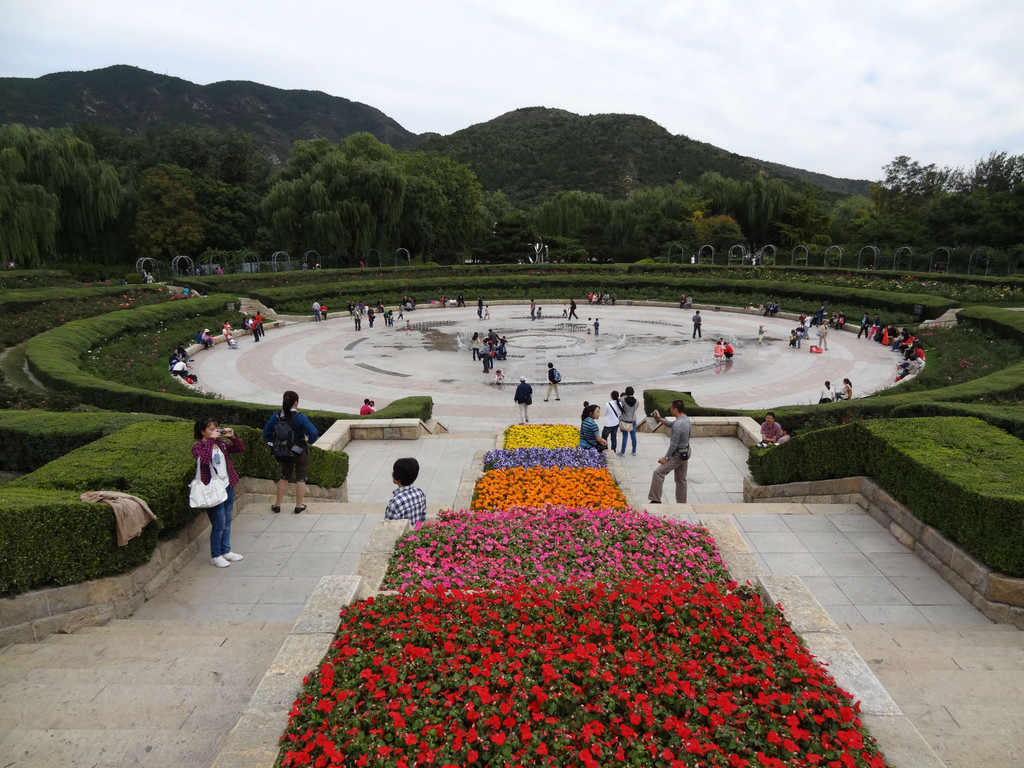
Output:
top-left (359, 398), bottom-right (375, 415)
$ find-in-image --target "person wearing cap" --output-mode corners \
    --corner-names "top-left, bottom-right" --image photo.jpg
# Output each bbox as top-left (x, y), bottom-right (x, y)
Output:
top-left (197, 328), bottom-right (214, 349)
top-left (513, 376), bottom-right (533, 424)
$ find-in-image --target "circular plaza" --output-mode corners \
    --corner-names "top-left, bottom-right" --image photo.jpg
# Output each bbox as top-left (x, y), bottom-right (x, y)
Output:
top-left (194, 303), bottom-right (903, 431)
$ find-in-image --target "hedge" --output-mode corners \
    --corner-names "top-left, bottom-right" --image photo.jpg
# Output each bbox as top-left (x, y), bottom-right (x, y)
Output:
top-left (0, 410), bottom-right (186, 472)
top-left (249, 274), bottom-right (954, 322)
top-left (0, 421), bottom-right (349, 596)
top-left (747, 417), bottom-right (1024, 576)
top-left (22, 295), bottom-right (432, 429)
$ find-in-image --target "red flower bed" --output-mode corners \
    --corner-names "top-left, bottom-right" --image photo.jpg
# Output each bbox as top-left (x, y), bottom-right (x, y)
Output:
top-left (279, 578), bottom-right (888, 767)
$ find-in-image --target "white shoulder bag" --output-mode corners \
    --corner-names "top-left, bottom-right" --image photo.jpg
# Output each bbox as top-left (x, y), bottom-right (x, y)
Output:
top-left (188, 447), bottom-right (229, 509)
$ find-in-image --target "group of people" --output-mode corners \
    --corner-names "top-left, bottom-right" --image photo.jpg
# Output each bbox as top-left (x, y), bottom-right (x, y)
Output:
top-left (818, 378), bottom-right (854, 403)
top-left (586, 291), bottom-right (617, 305)
top-left (191, 389), bottom-right (428, 569)
top-left (757, 411), bottom-right (792, 447)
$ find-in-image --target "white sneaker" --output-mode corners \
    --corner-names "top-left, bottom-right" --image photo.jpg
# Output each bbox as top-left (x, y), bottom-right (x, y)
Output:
top-left (223, 552), bottom-right (244, 562)
top-left (211, 556), bottom-right (230, 567)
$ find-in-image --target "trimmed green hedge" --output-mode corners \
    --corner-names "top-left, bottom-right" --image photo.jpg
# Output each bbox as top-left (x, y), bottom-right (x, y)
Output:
top-left (748, 417), bottom-right (1024, 576)
top-left (0, 410), bottom-right (186, 472)
top-left (0, 421), bottom-right (349, 596)
top-left (22, 296), bottom-right (432, 429)
top-left (252, 274), bottom-right (953, 322)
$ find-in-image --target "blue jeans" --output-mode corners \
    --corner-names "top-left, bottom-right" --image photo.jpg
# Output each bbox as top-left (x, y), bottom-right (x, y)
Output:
top-left (207, 486), bottom-right (234, 558)
top-left (618, 422), bottom-right (637, 454)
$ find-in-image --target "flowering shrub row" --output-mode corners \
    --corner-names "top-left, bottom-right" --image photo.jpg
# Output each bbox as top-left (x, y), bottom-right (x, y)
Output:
top-left (483, 447), bottom-right (606, 471)
top-left (280, 579), bottom-right (887, 768)
top-left (472, 467), bottom-right (627, 511)
top-left (381, 506), bottom-right (727, 591)
top-left (503, 424), bottom-right (579, 449)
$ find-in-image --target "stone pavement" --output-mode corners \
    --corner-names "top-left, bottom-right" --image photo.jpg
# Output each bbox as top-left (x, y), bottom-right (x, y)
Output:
top-left (192, 302), bottom-right (906, 432)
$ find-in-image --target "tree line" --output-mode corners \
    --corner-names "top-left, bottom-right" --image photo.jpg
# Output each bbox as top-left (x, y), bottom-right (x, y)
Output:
top-left (1, 122), bottom-right (1022, 272)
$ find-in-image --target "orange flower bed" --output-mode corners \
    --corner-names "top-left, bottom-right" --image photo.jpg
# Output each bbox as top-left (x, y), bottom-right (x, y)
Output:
top-left (472, 466), bottom-right (627, 511)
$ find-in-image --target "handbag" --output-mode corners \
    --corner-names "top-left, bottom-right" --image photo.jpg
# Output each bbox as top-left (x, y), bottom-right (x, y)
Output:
top-left (676, 445), bottom-right (690, 461)
top-left (188, 452), bottom-right (229, 509)
top-left (619, 419), bottom-right (634, 432)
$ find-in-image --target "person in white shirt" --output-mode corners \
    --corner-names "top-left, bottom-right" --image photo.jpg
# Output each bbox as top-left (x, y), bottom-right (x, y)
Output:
top-left (602, 390), bottom-right (623, 453)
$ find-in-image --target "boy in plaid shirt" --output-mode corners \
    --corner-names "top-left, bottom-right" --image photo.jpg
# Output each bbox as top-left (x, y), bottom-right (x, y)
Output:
top-left (384, 457), bottom-right (427, 527)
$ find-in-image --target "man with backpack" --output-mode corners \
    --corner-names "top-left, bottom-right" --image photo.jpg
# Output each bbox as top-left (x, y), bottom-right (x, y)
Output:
top-left (263, 390), bottom-right (319, 514)
top-left (544, 361), bottom-right (561, 401)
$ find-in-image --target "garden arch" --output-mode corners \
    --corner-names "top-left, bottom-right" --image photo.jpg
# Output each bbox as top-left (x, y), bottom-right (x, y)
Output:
top-left (823, 246), bottom-right (842, 268)
top-left (271, 251), bottom-right (290, 272)
top-left (697, 244), bottom-right (715, 265)
top-left (170, 255), bottom-right (195, 277)
top-left (858, 246), bottom-right (879, 270)
top-left (893, 246), bottom-right (913, 272)
top-left (727, 244), bottom-right (747, 266)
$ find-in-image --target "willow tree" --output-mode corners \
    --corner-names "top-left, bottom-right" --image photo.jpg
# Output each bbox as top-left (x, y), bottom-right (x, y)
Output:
top-left (261, 135), bottom-right (406, 264)
top-left (0, 124), bottom-right (122, 266)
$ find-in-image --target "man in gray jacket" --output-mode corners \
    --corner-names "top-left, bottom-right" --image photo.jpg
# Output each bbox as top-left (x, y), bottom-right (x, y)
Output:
top-left (648, 399), bottom-right (692, 504)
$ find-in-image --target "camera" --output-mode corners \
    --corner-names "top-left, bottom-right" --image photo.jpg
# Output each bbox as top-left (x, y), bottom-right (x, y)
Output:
top-left (218, 428), bottom-right (226, 435)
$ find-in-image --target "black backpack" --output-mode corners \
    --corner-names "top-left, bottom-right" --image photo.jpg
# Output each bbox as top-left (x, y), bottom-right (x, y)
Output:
top-left (270, 411), bottom-right (301, 460)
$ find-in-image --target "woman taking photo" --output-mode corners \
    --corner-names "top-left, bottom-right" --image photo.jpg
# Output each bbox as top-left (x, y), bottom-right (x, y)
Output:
top-left (191, 419), bottom-right (245, 567)
top-left (579, 402), bottom-right (608, 453)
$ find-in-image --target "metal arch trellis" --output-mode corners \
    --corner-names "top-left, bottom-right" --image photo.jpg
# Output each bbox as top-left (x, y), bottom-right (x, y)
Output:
top-left (271, 251), bottom-right (290, 272)
top-left (135, 257), bottom-right (158, 278)
top-left (968, 248), bottom-right (990, 276)
top-left (697, 244), bottom-right (715, 265)
top-left (666, 243), bottom-right (685, 264)
top-left (396, 248), bottom-right (411, 266)
top-left (757, 245), bottom-right (776, 266)
top-left (893, 246), bottom-right (913, 272)
top-left (170, 255), bottom-right (194, 277)
top-left (241, 251), bottom-right (260, 274)
top-left (929, 247), bottom-right (951, 274)
top-left (858, 245), bottom-right (879, 270)
top-left (823, 246), bottom-right (842, 268)
top-left (303, 250), bottom-right (321, 269)
top-left (368, 249), bottom-right (382, 268)
top-left (727, 244), bottom-right (748, 266)
top-left (791, 245), bottom-right (809, 266)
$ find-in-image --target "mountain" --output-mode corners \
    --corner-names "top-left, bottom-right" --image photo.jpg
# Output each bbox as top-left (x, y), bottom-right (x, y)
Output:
top-left (0, 65), bottom-right (417, 163)
top-left (412, 107), bottom-right (875, 204)
top-left (0, 65), bottom-right (873, 200)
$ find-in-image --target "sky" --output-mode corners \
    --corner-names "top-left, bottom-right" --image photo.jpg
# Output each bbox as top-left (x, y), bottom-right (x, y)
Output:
top-left (3, 0), bottom-right (1023, 182)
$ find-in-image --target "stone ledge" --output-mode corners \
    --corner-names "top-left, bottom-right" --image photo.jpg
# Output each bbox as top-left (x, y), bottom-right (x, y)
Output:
top-left (745, 473), bottom-right (1024, 630)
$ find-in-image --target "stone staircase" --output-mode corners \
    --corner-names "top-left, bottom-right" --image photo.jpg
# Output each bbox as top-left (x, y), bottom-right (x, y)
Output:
top-left (0, 619), bottom-right (291, 768)
top-left (843, 621), bottom-right (1024, 768)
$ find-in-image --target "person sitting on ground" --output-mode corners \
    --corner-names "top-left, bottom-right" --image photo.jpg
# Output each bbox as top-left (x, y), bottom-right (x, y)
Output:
top-left (494, 369), bottom-right (505, 386)
top-left (713, 339), bottom-right (725, 359)
top-left (776, 426), bottom-right (793, 444)
top-left (198, 329), bottom-right (214, 349)
top-left (758, 412), bottom-right (783, 447)
top-left (579, 402), bottom-right (608, 453)
top-left (175, 343), bottom-right (192, 363)
top-left (384, 457), bottom-right (427, 528)
top-left (819, 381), bottom-right (833, 404)
top-left (723, 341), bottom-right (734, 359)
top-left (359, 399), bottom-right (375, 416)
top-left (834, 378), bottom-right (854, 401)
top-left (170, 358), bottom-right (192, 380)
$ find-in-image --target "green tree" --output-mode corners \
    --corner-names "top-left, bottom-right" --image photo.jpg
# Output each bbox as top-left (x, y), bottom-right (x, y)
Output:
top-left (0, 124), bottom-right (122, 265)
top-left (400, 152), bottom-right (487, 260)
top-left (777, 187), bottom-right (834, 248)
top-left (260, 135), bottom-right (406, 266)
top-left (132, 164), bottom-right (204, 258)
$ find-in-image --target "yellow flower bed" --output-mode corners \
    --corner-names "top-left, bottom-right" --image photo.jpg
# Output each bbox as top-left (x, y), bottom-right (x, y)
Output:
top-left (503, 424), bottom-right (579, 449)
top-left (472, 467), bottom-right (627, 510)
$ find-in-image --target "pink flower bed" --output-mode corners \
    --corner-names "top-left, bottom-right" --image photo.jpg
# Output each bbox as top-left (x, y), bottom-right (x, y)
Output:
top-left (381, 506), bottom-right (728, 591)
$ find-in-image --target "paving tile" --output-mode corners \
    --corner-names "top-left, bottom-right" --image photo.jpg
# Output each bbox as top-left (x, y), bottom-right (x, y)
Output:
top-left (834, 577), bottom-right (912, 605)
top-left (760, 553), bottom-right (830, 578)
top-left (744, 531), bottom-right (806, 553)
top-left (814, 551), bottom-right (884, 578)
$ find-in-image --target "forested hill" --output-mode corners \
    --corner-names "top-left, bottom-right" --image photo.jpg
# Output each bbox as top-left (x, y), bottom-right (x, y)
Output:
top-left (0, 65), bottom-right (873, 201)
top-left (414, 107), bottom-right (871, 204)
top-left (0, 65), bottom-right (417, 162)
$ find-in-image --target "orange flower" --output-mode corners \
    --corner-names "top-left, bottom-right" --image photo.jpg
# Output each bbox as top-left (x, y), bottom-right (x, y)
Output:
top-left (472, 467), bottom-right (627, 511)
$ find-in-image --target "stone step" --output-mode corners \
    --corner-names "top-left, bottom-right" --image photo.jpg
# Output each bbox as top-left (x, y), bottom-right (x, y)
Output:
top-left (239, 500), bottom-right (381, 516)
top-left (0, 726), bottom-right (227, 768)
top-left (74, 619), bottom-right (292, 637)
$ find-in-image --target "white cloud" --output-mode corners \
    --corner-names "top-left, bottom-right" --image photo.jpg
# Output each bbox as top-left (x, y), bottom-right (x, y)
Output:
top-left (1, 0), bottom-right (1022, 181)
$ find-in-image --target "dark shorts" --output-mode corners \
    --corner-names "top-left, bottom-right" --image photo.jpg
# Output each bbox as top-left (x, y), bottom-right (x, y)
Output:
top-left (279, 447), bottom-right (311, 483)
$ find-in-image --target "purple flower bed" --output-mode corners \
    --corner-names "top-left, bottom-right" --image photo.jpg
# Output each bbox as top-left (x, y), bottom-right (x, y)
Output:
top-left (482, 446), bottom-right (607, 471)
